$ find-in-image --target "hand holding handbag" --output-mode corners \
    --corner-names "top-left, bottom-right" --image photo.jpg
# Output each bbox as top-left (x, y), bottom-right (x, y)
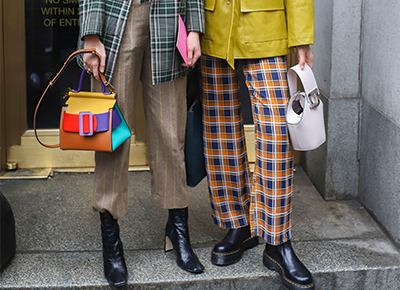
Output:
top-left (34, 49), bottom-right (131, 152)
top-left (286, 64), bottom-right (326, 151)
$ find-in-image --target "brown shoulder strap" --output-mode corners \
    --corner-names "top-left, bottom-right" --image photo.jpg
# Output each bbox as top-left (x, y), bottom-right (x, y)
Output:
top-left (33, 48), bottom-right (110, 148)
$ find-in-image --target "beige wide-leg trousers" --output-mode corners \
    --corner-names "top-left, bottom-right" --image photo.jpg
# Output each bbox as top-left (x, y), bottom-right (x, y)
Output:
top-left (92, 0), bottom-right (188, 220)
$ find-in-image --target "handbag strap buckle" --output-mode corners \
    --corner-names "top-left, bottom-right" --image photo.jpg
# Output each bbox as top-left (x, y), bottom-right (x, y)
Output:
top-left (79, 111), bottom-right (94, 136)
top-left (307, 88), bottom-right (321, 109)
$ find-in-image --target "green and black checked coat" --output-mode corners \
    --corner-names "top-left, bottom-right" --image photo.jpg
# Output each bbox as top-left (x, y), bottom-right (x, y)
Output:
top-left (78, 0), bottom-right (205, 84)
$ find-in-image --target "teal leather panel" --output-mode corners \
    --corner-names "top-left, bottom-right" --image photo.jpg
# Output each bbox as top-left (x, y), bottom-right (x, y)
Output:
top-left (111, 104), bottom-right (132, 151)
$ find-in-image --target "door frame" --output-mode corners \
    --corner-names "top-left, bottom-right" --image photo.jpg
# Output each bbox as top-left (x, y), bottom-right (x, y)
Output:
top-left (1, 0), bottom-right (27, 171)
top-left (0, 93), bottom-right (4, 171)
top-left (0, 0), bottom-right (5, 170)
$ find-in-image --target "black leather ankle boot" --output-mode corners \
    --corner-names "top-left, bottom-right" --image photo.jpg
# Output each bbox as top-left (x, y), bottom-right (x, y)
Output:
top-left (100, 211), bottom-right (128, 287)
top-left (263, 240), bottom-right (314, 290)
top-left (212, 225), bottom-right (258, 266)
top-left (165, 207), bottom-right (204, 273)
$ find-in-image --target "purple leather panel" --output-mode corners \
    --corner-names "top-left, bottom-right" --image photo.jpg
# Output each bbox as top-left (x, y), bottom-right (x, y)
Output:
top-left (95, 112), bottom-right (110, 132)
top-left (112, 108), bottom-right (122, 129)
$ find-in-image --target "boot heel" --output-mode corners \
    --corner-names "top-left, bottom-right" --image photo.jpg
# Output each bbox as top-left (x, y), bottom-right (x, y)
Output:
top-left (165, 235), bottom-right (173, 252)
top-left (244, 236), bottom-right (259, 250)
top-left (263, 241), bottom-right (315, 290)
top-left (211, 225), bottom-right (258, 266)
top-left (263, 251), bottom-right (280, 272)
top-left (165, 207), bottom-right (204, 273)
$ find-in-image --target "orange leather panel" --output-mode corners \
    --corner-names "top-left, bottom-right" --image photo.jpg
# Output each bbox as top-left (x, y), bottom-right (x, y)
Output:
top-left (59, 107), bottom-right (112, 152)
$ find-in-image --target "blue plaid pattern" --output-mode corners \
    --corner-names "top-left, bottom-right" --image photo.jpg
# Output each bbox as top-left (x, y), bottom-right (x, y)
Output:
top-left (201, 55), bottom-right (294, 245)
top-left (201, 56), bottom-right (252, 229)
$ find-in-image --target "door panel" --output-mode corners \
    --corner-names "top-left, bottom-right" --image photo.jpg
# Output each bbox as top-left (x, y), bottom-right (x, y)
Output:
top-left (4, 0), bottom-right (149, 170)
top-left (25, 0), bottom-right (86, 129)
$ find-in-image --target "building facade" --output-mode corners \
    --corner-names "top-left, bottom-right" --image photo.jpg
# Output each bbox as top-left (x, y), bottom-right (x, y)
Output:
top-left (305, 0), bottom-right (400, 246)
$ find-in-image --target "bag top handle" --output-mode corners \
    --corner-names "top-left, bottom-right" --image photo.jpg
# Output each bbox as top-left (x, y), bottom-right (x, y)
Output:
top-left (287, 64), bottom-right (319, 97)
top-left (34, 48), bottom-right (113, 149)
top-left (49, 48), bottom-right (112, 91)
top-left (75, 69), bottom-right (110, 95)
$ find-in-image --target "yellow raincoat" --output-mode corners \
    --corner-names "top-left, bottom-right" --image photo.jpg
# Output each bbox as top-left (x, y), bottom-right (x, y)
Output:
top-left (201, 0), bottom-right (314, 68)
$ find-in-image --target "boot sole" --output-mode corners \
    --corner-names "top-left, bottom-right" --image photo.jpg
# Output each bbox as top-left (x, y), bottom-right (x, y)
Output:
top-left (263, 251), bottom-right (315, 290)
top-left (211, 236), bottom-right (258, 266)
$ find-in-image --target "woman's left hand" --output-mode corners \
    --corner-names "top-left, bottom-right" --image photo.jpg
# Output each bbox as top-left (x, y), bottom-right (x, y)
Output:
top-left (184, 31), bottom-right (201, 67)
top-left (296, 45), bottom-right (313, 70)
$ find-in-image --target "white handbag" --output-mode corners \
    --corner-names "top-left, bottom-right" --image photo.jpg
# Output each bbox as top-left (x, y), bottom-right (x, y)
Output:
top-left (286, 64), bottom-right (326, 151)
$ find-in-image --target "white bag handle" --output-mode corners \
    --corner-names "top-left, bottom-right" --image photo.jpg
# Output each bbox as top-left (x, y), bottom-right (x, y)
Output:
top-left (288, 63), bottom-right (319, 98)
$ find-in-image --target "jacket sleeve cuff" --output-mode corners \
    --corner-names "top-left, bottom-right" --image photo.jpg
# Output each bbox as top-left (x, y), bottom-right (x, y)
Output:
top-left (288, 37), bottom-right (314, 48)
top-left (185, 0), bottom-right (205, 34)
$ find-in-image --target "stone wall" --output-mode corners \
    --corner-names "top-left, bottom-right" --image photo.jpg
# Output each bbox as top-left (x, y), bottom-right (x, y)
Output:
top-left (358, 0), bottom-right (400, 245)
top-left (302, 0), bottom-right (362, 200)
top-left (306, 0), bottom-right (400, 246)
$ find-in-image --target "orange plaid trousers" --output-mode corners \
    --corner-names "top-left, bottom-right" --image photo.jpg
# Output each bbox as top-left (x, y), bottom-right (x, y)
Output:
top-left (201, 56), bottom-right (294, 245)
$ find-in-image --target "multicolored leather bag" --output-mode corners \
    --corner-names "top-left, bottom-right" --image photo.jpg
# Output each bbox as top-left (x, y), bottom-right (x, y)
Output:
top-left (34, 49), bottom-right (131, 152)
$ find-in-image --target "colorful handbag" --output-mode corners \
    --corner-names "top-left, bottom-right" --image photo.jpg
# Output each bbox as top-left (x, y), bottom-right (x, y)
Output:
top-left (286, 63), bottom-right (326, 151)
top-left (34, 49), bottom-right (131, 151)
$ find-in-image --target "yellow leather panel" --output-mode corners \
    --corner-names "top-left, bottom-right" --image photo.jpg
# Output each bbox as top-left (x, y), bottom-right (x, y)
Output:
top-left (66, 92), bottom-right (116, 114)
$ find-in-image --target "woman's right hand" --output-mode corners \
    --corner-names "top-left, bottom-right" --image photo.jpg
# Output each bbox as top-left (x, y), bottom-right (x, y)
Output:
top-left (83, 34), bottom-right (106, 81)
top-left (296, 45), bottom-right (313, 70)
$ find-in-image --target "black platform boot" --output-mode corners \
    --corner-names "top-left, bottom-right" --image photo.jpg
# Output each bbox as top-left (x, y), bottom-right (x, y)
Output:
top-left (100, 211), bottom-right (128, 287)
top-left (263, 240), bottom-right (314, 290)
top-left (212, 225), bottom-right (258, 266)
top-left (164, 207), bottom-right (204, 273)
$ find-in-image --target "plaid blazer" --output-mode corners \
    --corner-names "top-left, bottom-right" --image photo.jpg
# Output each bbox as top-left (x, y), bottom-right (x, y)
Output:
top-left (78, 0), bottom-right (205, 84)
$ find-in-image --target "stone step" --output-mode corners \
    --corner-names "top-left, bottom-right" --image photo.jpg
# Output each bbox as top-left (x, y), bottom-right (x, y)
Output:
top-left (2, 238), bottom-right (400, 289)
top-left (1, 167), bottom-right (400, 289)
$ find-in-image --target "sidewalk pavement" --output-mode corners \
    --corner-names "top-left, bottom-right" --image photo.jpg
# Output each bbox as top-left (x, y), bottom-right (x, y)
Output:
top-left (1, 167), bottom-right (400, 289)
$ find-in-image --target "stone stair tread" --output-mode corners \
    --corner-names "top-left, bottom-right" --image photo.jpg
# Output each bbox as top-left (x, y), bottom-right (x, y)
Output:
top-left (2, 238), bottom-right (400, 289)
